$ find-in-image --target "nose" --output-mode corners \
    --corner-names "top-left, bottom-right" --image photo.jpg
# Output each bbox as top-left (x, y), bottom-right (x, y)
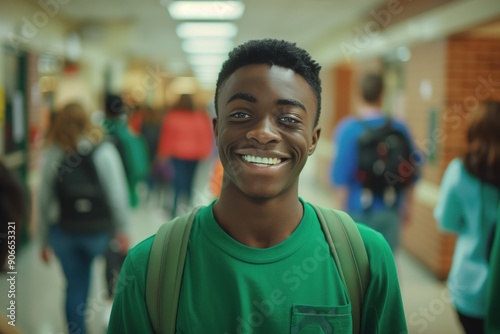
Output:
top-left (246, 116), bottom-right (280, 144)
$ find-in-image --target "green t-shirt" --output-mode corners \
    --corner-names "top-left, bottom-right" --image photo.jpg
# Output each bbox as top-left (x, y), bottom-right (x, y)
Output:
top-left (108, 200), bottom-right (407, 333)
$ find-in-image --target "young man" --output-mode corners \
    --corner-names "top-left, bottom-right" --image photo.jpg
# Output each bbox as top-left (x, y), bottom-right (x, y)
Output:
top-left (108, 39), bottom-right (407, 333)
top-left (330, 73), bottom-right (419, 251)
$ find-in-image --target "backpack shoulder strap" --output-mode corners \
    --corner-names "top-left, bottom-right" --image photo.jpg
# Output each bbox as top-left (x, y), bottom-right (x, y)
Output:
top-left (312, 204), bottom-right (370, 334)
top-left (146, 207), bottom-right (201, 334)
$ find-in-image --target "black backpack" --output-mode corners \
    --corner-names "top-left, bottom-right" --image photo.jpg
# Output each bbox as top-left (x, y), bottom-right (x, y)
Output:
top-left (55, 145), bottom-right (114, 233)
top-left (356, 119), bottom-right (414, 199)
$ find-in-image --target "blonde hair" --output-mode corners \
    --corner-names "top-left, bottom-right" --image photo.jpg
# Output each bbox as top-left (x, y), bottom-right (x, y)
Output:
top-left (46, 102), bottom-right (103, 151)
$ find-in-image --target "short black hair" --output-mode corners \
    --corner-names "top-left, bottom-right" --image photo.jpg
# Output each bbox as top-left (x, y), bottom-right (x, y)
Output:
top-left (361, 73), bottom-right (384, 103)
top-left (215, 39), bottom-right (322, 127)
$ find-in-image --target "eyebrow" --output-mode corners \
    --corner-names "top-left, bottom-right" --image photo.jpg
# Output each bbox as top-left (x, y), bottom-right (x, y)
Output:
top-left (226, 93), bottom-right (306, 112)
top-left (226, 92), bottom-right (256, 105)
top-left (276, 98), bottom-right (306, 112)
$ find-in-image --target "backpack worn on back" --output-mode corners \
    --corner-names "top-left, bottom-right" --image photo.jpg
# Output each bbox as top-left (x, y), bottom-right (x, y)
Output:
top-left (145, 205), bottom-right (370, 334)
top-left (55, 145), bottom-right (114, 233)
top-left (356, 118), bottom-right (413, 204)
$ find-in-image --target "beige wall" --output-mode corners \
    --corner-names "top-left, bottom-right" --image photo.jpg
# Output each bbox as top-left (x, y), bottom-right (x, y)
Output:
top-left (401, 39), bottom-right (452, 279)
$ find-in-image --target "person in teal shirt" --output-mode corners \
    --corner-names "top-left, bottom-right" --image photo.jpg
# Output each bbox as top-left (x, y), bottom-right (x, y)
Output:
top-left (434, 101), bottom-right (500, 334)
top-left (102, 94), bottom-right (150, 208)
top-left (108, 39), bottom-right (407, 333)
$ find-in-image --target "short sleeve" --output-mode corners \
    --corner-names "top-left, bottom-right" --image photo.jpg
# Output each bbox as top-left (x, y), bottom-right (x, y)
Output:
top-left (108, 237), bottom-right (155, 333)
top-left (433, 159), bottom-right (464, 233)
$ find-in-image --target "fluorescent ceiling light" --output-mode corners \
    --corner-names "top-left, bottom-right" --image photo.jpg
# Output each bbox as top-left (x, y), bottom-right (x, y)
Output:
top-left (182, 38), bottom-right (233, 54)
top-left (176, 22), bottom-right (238, 39)
top-left (167, 1), bottom-right (244, 20)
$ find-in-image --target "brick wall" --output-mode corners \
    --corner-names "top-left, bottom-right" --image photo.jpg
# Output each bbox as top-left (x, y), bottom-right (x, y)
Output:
top-left (402, 35), bottom-right (500, 279)
top-left (442, 36), bottom-right (500, 170)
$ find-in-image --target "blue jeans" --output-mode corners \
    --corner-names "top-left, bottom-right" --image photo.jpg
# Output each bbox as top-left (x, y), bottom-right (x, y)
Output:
top-left (49, 225), bottom-right (111, 334)
top-left (171, 158), bottom-right (199, 216)
top-left (350, 209), bottom-right (401, 251)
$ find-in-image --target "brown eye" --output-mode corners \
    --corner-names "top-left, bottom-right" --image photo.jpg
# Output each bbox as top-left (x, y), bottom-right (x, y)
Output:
top-left (231, 112), bottom-right (250, 119)
top-left (279, 116), bottom-right (299, 124)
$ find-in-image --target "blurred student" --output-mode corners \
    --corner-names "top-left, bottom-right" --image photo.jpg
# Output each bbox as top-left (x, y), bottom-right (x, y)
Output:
top-left (0, 161), bottom-right (28, 334)
top-left (157, 94), bottom-right (213, 216)
top-left (330, 73), bottom-right (420, 251)
top-left (434, 100), bottom-right (500, 334)
top-left (102, 95), bottom-right (148, 319)
top-left (139, 105), bottom-right (165, 200)
top-left (37, 102), bottom-right (130, 334)
top-left (123, 103), bottom-right (165, 201)
top-left (103, 94), bottom-right (150, 208)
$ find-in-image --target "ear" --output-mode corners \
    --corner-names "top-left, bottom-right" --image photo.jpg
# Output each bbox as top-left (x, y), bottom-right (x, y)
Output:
top-left (308, 127), bottom-right (321, 155)
top-left (212, 117), bottom-right (219, 143)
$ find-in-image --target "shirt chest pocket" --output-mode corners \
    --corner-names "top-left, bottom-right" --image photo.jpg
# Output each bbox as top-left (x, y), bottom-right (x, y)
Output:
top-left (291, 304), bottom-right (352, 334)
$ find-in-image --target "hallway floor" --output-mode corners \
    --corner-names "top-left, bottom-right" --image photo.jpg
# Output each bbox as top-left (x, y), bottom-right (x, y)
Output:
top-left (1, 157), bottom-right (464, 334)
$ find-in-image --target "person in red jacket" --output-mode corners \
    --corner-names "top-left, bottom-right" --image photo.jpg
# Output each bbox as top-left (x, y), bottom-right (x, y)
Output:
top-left (157, 94), bottom-right (213, 216)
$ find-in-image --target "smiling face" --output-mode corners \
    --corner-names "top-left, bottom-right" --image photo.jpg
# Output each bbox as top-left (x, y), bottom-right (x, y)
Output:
top-left (214, 64), bottom-right (321, 200)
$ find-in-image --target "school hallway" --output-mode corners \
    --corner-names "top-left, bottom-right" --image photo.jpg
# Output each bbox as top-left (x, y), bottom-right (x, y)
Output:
top-left (1, 155), bottom-right (464, 334)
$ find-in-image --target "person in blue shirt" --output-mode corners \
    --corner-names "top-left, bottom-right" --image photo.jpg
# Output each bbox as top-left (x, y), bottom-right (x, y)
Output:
top-left (434, 100), bottom-right (500, 334)
top-left (330, 73), bottom-right (420, 251)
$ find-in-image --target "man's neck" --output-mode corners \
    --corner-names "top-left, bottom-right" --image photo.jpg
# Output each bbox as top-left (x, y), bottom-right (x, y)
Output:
top-left (213, 186), bottom-right (303, 248)
top-left (359, 102), bottom-right (382, 119)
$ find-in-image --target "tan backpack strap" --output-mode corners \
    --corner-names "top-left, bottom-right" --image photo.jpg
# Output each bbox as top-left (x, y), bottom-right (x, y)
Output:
top-left (146, 207), bottom-right (201, 333)
top-left (312, 205), bottom-right (370, 334)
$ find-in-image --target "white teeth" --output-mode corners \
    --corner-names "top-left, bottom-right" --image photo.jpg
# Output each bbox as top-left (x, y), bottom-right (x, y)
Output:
top-left (242, 155), bottom-right (282, 165)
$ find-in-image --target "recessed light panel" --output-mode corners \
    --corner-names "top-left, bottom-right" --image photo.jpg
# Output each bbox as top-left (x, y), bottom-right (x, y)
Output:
top-left (176, 22), bottom-right (238, 39)
top-left (167, 1), bottom-right (244, 20)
